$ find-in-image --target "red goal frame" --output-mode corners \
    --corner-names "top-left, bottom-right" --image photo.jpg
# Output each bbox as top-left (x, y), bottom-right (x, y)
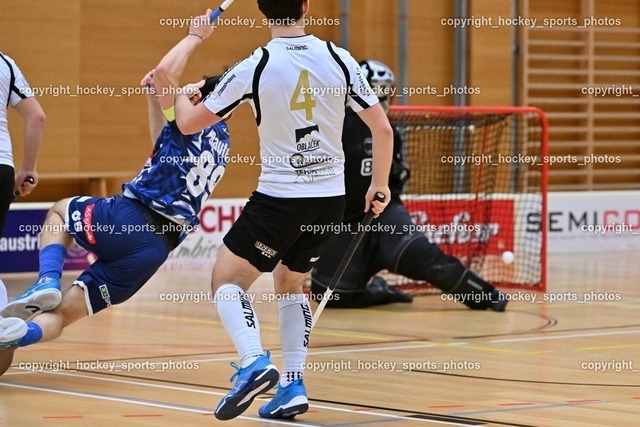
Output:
top-left (388, 105), bottom-right (549, 292)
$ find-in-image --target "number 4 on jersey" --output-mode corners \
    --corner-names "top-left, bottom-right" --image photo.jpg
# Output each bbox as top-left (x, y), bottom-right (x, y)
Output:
top-left (290, 70), bottom-right (317, 121)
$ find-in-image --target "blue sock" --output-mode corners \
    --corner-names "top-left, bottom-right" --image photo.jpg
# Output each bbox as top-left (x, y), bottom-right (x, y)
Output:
top-left (39, 244), bottom-right (67, 281)
top-left (17, 322), bottom-right (43, 347)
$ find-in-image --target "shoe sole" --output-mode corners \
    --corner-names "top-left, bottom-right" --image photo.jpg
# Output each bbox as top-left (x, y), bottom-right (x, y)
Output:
top-left (215, 366), bottom-right (279, 421)
top-left (0, 318), bottom-right (28, 346)
top-left (0, 289), bottom-right (62, 320)
top-left (260, 395), bottom-right (309, 419)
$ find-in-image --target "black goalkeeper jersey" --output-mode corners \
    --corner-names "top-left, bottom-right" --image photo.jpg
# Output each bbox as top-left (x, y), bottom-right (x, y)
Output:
top-left (341, 108), bottom-right (408, 223)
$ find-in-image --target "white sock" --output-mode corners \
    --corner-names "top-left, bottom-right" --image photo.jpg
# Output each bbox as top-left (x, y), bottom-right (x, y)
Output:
top-left (0, 279), bottom-right (7, 311)
top-left (278, 294), bottom-right (311, 386)
top-left (215, 284), bottom-right (263, 368)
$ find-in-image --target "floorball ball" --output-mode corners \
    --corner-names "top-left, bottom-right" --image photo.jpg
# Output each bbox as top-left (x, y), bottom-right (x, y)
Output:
top-left (502, 251), bottom-right (514, 264)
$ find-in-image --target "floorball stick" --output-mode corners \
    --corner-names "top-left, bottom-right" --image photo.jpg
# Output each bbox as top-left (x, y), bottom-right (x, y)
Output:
top-left (210, 0), bottom-right (236, 22)
top-left (311, 192), bottom-right (386, 329)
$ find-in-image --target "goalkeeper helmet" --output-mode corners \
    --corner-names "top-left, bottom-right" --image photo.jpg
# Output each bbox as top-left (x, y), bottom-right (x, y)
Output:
top-left (359, 59), bottom-right (395, 113)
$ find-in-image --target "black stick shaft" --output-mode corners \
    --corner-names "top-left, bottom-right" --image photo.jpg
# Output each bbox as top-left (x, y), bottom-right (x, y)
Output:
top-left (311, 192), bottom-right (385, 328)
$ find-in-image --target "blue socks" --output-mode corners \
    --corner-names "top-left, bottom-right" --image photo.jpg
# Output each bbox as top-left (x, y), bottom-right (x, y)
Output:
top-left (17, 322), bottom-right (43, 347)
top-left (39, 244), bottom-right (67, 280)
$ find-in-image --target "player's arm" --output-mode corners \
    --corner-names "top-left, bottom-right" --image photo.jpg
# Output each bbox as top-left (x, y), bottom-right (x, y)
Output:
top-left (140, 69), bottom-right (166, 144)
top-left (356, 104), bottom-right (393, 216)
top-left (338, 48), bottom-right (392, 215)
top-left (176, 49), bottom-right (260, 135)
top-left (175, 97), bottom-right (221, 135)
top-left (13, 97), bottom-right (45, 196)
top-left (154, 9), bottom-right (214, 116)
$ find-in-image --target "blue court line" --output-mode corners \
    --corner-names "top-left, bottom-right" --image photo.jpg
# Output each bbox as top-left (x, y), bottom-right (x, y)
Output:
top-left (450, 399), bottom-right (607, 417)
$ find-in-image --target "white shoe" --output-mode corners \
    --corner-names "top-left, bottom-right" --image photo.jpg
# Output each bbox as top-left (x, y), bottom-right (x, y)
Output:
top-left (0, 317), bottom-right (28, 348)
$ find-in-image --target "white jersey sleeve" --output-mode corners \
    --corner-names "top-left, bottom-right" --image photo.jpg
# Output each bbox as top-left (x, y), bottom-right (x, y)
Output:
top-left (203, 48), bottom-right (266, 119)
top-left (0, 53), bottom-right (34, 107)
top-left (0, 53), bottom-right (35, 167)
top-left (328, 43), bottom-right (379, 112)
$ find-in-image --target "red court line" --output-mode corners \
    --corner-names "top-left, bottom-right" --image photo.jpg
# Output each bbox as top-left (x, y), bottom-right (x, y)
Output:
top-left (353, 407), bottom-right (374, 412)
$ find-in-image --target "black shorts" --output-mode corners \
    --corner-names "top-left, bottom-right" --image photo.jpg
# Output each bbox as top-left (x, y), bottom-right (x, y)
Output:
top-left (223, 191), bottom-right (345, 273)
top-left (0, 165), bottom-right (15, 238)
top-left (312, 200), bottom-right (422, 292)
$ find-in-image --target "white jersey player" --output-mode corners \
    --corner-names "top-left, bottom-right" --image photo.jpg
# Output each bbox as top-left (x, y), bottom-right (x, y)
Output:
top-left (0, 52), bottom-right (45, 236)
top-left (202, 36), bottom-right (376, 198)
top-left (174, 2), bottom-right (394, 421)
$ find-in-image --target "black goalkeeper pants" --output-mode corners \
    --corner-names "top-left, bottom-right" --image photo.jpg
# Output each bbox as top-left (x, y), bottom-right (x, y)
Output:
top-left (311, 201), bottom-right (454, 305)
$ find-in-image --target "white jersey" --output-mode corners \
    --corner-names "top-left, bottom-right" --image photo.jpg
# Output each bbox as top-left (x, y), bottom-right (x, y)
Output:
top-left (0, 53), bottom-right (33, 167)
top-left (204, 35), bottom-right (379, 198)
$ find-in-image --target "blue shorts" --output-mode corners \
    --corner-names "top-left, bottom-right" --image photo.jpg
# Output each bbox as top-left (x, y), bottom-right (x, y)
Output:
top-left (65, 196), bottom-right (171, 315)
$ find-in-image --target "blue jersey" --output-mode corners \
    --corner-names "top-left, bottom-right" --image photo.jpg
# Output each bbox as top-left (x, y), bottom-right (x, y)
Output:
top-left (123, 120), bottom-right (229, 229)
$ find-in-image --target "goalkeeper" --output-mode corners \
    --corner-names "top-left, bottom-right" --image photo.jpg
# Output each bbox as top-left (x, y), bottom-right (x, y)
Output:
top-left (310, 60), bottom-right (507, 311)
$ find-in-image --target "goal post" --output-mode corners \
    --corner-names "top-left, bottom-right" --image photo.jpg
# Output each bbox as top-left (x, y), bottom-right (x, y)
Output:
top-left (386, 105), bottom-right (548, 292)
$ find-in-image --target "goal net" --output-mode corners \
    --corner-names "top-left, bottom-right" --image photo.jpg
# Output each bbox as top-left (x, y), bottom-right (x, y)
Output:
top-left (384, 106), bottom-right (548, 293)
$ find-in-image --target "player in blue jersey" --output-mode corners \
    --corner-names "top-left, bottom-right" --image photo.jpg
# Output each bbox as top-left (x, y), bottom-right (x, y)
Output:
top-left (0, 20), bottom-right (226, 365)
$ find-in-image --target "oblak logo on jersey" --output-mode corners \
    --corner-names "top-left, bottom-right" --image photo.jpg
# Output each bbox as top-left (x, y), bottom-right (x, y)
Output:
top-left (297, 139), bottom-right (320, 152)
top-left (289, 125), bottom-right (340, 176)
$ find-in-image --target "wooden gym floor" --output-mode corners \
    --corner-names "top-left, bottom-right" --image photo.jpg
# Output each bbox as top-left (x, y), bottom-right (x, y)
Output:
top-left (1, 251), bottom-right (639, 426)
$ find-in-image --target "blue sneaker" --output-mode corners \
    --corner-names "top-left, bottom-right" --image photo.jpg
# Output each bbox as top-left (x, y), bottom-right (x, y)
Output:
top-left (214, 353), bottom-right (279, 420)
top-left (259, 379), bottom-right (309, 419)
top-left (0, 278), bottom-right (62, 320)
top-left (0, 317), bottom-right (28, 348)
